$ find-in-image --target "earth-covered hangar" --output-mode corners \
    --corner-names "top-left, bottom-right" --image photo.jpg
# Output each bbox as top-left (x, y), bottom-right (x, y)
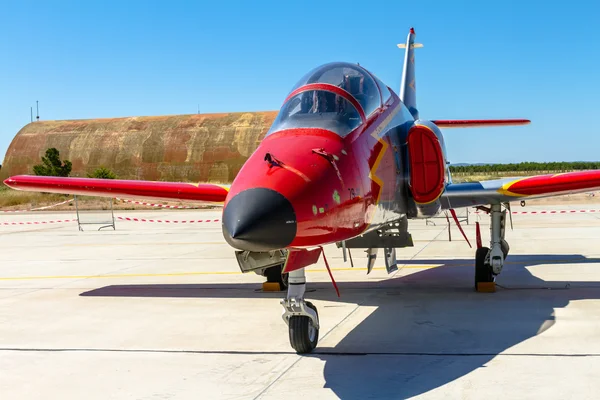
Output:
top-left (0, 111), bottom-right (277, 183)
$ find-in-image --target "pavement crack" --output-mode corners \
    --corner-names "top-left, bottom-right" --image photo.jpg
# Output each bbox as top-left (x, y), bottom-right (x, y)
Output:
top-left (2, 348), bottom-right (600, 358)
top-left (251, 302), bottom-right (363, 399)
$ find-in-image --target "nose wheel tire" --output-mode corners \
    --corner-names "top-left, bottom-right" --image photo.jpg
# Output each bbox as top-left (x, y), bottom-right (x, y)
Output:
top-left (475, 246), bottom-right (494, 290)
top-left (288, 301), bottom-right (319, 354)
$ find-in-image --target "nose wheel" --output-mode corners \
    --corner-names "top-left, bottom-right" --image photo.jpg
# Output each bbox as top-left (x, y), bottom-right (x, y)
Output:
top-left (281, 268), bottom-right (320, 354)
top-left (287, 301), bottom-right (319, 354)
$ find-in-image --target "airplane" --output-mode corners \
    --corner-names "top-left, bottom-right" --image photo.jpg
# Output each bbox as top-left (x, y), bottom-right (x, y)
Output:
top-left (6, 28), bottom-right (600, 354)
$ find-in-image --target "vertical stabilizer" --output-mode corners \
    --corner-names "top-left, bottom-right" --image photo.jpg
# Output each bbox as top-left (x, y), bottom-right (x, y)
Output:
top-left (398, 28), bottom-right (421, 119)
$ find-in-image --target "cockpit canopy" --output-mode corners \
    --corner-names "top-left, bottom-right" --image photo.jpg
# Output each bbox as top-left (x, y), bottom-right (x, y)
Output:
top-left (267, 62), bottom-right (391, 137)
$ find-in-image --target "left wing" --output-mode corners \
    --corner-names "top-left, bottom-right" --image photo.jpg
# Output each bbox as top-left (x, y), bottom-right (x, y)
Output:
top-left (3, 175), bottom-right (229, 203)
top-left (442, 170), bottom-right (600, 209)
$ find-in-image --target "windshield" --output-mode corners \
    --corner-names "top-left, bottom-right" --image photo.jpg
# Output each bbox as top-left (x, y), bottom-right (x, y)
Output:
top-left (373, 76), bottom-right (391, 104)
top-left (289, 62), bottom-right (382, 116)
top-left (267, 90), bottom-right (362, 137)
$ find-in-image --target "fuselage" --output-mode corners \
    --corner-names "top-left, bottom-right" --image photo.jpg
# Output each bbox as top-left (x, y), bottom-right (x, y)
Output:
top-left (222, 62), bottom-right (447, 252)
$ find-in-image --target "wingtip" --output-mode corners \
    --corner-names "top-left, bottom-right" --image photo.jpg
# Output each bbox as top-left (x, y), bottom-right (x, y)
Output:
top-left (3, 177), bottom-right (15, 188)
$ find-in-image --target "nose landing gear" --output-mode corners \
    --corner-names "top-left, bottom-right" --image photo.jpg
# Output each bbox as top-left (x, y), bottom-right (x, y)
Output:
top-left (281, 268), bottom-right (320, 353)
top-left (286, 300), bottom-right (319, 354)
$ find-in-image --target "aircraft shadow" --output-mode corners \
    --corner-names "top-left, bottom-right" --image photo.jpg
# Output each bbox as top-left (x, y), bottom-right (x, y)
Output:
top-left (81, 254), bottom-right (600, 399)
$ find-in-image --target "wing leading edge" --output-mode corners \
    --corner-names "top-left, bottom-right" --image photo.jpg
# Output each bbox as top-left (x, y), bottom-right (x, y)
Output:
top-left (433, 119), bottom-right (530, 128)
top-left (3, 175), bottom-right (229, 203)
top-left (442, 170), bottom-right (600, 209)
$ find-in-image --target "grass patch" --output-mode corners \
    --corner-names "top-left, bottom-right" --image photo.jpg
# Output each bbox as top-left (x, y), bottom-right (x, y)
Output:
top-left (0, 187), bottom-right (67, 208)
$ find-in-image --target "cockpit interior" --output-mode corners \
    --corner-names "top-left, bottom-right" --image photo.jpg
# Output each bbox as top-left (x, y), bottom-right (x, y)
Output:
top-left (267, 62), bottom-right (391, 137)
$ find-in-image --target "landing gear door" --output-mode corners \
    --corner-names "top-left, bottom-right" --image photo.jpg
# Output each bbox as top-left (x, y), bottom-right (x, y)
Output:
top-left (234, 250), bottom-right (288, 273)
top-left (384, 247), bottom-right (398, 274)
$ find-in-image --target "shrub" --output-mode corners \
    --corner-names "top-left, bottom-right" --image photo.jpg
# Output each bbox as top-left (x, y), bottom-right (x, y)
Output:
top-left (87, 167), bottom-right (116, 179)
top-left (33, 148), bottom-right (72, 177)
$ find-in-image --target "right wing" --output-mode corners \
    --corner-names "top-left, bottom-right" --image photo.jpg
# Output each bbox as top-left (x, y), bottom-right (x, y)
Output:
top-left (3, 175), bottom-right (229, 203)
top-left (442, 170), bottom-right (600, 209)
top-left (432, 119), bottom-right (531, 128)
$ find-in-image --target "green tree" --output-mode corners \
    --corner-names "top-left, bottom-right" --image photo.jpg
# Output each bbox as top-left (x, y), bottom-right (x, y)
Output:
top-left (87, 167), bottom-right (116, 179)
top-left (33, 148), bottom-right (72, 177)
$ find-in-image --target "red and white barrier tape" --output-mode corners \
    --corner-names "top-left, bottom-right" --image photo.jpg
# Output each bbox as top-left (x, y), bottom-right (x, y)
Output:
top-left (2, 216), bottom-right (217, 226)
top-left (1, 219), bottom-right (77, 225)
top-left (475, 209), bottom-right (600, 215)
top-left (512, 209), bottom-right (600, 215)
top-left (117, 216), bottom-right (220, 223)
top-left (117, 198), bottom-right (200, 209)
top-left (1, 198), bottom-right (74, 213)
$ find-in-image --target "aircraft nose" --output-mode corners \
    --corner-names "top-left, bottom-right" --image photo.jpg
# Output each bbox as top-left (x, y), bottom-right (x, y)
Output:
top-left (222, 188), bottom-right (297, 251)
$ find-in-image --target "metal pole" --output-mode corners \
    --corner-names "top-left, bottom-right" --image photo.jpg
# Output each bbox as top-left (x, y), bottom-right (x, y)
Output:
top-left (30, 107), bottom-right (33, 123)
top-left (110, 197), bottom-right (115, 230)
top-left (75, 195), bottom-right (82, 231)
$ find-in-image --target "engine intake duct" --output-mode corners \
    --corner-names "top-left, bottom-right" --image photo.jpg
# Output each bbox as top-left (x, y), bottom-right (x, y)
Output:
top-left (406, 121), bottom-right (447, 218)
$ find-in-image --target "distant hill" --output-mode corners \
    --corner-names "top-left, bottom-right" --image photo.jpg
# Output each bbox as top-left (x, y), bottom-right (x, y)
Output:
top-left (450, 161), bottom-right (600, 174)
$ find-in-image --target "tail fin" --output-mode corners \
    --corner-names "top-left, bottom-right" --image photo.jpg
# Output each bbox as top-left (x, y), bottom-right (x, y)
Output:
top-left (398, 28), bottom-right (422, 119)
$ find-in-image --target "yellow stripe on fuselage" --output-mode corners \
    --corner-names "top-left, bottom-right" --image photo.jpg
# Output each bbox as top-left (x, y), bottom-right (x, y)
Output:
top-left (497, 178), bottom-right (528, 197)
top-left (368, 104), bottom-right (401, 204)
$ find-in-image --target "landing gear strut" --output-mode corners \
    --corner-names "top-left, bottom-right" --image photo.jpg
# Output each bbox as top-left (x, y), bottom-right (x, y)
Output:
top-left (281, 268), bottom-right (319, 353)
top-left (475, 203), bottom-right (508, 291)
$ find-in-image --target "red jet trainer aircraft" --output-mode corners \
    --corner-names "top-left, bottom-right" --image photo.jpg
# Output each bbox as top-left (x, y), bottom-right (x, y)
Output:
top-left (6, 28), bottom-right (600, 353)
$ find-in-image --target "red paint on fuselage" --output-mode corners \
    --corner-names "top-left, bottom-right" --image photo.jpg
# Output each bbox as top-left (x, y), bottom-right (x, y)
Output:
top-left (226, 128), bottom-right (366, 246)
top-left (226, 92), bottom-right (406, 249)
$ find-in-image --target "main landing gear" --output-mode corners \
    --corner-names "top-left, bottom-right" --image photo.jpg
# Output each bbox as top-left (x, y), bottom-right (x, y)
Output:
top-left (281, 268), bottom-right (320, 353)
top-left (475, 203), bottom-right (509, 292)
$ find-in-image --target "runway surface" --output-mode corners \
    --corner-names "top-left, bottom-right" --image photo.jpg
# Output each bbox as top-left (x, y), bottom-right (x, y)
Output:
top-left (2, 206), bottom-right (600, 399)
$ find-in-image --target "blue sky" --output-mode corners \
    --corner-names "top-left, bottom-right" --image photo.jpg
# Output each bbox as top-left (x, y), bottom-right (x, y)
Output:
top-left (1, 0), bottom-right (599, 165)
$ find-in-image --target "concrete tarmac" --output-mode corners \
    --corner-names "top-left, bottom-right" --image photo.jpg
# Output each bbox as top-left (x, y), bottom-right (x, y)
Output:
top-left (2, 205), bottom-right (600, 399)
